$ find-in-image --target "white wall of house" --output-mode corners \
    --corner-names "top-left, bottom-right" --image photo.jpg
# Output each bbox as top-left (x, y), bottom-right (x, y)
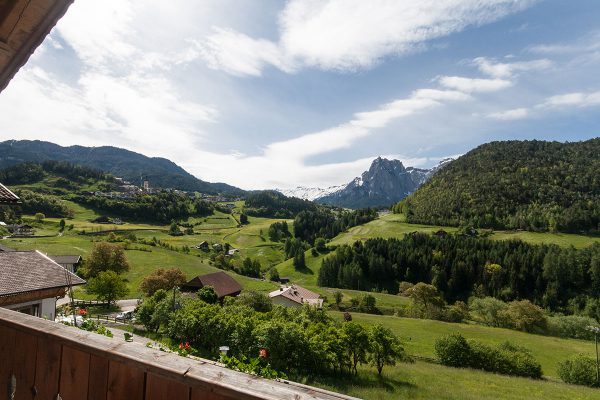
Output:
top-left (3, 297), bottom-right (57, 320)
top-left (271, 296), bottom-right (302, 308)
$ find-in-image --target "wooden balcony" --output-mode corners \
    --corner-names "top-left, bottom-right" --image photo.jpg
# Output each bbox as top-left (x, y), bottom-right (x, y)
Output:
top-left (0, 307), bottom-right (358, 400)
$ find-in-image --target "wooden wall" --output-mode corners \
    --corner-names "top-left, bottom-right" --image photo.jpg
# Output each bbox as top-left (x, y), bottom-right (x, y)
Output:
top-left (0, 308), bottom-right (357, 400)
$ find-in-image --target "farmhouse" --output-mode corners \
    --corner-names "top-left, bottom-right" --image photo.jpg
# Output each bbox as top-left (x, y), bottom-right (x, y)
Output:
top-left (0, 250), bottom-right (85, 320)
top-left (49, 254), bottom-right (82, 273)
top-left (195, 241), bottom-right (209, 250)
top-left (269, 284), bottom-right (323, 308)
top-left (9, 224), bottom-right (34, 236)
top-left (0, 183), bottom-right (20, 205)
top-left (181, 271), bottom-right (242, 299)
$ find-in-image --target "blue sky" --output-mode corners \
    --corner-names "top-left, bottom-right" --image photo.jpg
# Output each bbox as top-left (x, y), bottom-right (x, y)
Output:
top-left (0, 0), bottom-right (599, 190)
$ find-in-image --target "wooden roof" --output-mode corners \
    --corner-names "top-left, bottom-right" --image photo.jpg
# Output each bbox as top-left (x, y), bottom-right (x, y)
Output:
top-left (269, 285), bottom-right (321, 305)
top-left (0, 250), bottom-right (85, 297)
top-left (0, 182), bottom-right (20, 204)
top-left (182, 271), bottom-right (242, 299)
top-left (49, 255), bottom-right (82, 265)
top-left (0, 0), bottom-right (73, 93)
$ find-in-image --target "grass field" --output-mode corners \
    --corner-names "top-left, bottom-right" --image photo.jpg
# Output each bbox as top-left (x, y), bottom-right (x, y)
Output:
top-left (329, 312), bottom-right (595, 379)
top-left (330, 213), bottom-right (600, 249)
top-left (300, 311), bottom-right (600, 399)
top-left (309, 361), bottom-right (600, 400)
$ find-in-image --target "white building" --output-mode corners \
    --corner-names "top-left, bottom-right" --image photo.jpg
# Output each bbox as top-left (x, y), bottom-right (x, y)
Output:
top-left (269, 284), bottom-right (323, 308)
top-left (0, 251), bottom-right (85, 320)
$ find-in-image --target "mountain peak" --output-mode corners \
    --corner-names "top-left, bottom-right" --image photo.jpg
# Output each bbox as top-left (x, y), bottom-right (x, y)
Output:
top-left (317, 156), bottom-right (452, 209)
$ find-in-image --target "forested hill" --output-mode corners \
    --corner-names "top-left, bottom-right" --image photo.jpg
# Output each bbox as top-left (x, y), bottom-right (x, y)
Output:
top-left (0, 140), bottom-right (244, 195)
top-left (395, 138), bottom-right (600, 233)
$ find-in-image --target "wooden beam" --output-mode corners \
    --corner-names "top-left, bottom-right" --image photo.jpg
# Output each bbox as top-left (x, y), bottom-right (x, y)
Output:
top-left (0, 286), bottom-right (65, 306)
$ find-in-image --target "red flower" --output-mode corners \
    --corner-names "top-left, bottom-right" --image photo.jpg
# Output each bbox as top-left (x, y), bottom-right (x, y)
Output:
top-left (259, 348), bottom-right (269, 359)
top-left (78, 308), bottom-right (87, 315)
top-left (179, 342), bottom-right (190, 350)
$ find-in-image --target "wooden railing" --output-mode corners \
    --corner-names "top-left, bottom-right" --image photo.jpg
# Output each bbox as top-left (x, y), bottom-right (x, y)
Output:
top-left (0, 307), bottom-right (358, 400)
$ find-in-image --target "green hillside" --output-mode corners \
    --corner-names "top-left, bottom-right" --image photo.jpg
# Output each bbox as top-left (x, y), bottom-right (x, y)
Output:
top-left (396, 138), bottom-right (600, 233)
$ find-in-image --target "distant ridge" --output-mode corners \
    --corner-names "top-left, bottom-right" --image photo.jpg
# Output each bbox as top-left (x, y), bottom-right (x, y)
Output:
top-left (400, 138), bottom-right (600, 233)
top-left (0, 140), bottom-right (244, 195)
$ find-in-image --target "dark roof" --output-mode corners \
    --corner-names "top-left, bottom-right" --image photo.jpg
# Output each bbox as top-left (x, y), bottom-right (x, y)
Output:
top-left (49, 255), bottom-right (82, 265)
top-left (0, 250), bottom-right (85, 297)
top-left (182, 271), bottom-right (242, 299)
top-left (0, 183), bottom-right (20, 205)
top-left (0, 244), bottom-right (16, 252)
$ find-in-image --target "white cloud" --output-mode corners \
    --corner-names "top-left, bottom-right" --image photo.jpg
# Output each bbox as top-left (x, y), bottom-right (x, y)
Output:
top-left (196, 0), bottom-right (538, 75)
top-left (541, 91), bottom-right (600, 108)
top-left (438, 76), bottom-right (512, 92)
top-left (488, 107), bottom-right (529, 120)
top-left (473, 57), bottom-right (552, 78)
top-left (487, 90), bottom-right (600, 122)
top-left (529, 32), bottom-right (600, 55)
top-left (196, 28), bottom-right (293, 77)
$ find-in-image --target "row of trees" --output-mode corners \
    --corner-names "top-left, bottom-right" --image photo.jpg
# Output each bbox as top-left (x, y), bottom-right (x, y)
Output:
top-left (138, 291), bottom-right (410, 377)
top-left (14, 189), bottom-right (73, 218)
top-left (72, 191), bottom-right (213, 223)
top-left (0, 161), bottom-right (108, 185)
top-left (244, 191), bottom-right (316, 218)
top-left (293, 208), bottom-right (378, 245)
top-left (317, 233), bottom-right (600, 312)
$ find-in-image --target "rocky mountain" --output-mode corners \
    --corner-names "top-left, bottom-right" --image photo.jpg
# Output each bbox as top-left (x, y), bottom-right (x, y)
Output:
top-left (0, 140), bottom-right (244, 195)
top-left (277, 185), bottom-right (346, 201)
top-left (316, 157), bottom-right (451, 209)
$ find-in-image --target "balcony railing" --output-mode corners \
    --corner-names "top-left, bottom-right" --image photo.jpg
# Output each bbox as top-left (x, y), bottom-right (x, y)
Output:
top-left (0, 307), bottom-right (358, 400)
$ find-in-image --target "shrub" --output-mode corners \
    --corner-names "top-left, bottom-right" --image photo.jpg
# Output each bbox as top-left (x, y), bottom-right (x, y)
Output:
top-left (441, 302), bottom-right (469, 323)
top-left (557, 354), bottom-right (598, 387)
top-left (435, 333), bottom-right (543, 379)
top-left (398, 281), bottom-right (414, 296)
top-left (499, 300), bottom-right (547, 333)
top-left (434, 333), bottom-right (472, 367)
top-left (548, 315), bottom-right (598, 340)
top-left (469, 296), bottom-right (508, 327)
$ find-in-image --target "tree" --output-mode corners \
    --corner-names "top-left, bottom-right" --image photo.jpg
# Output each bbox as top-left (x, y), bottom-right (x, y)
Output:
top-left (198, 286), bottom-right (218, 304)
top-left (293, 250), bottom-right (306, 270)
top-left (84, 242), bottom-right (130, 278)
top-left (240, 213), bottom-right (248, 224)
top-left (469, 297), bottom-right (508, 327)
top-left (59, 219), bottom-right (66, 231)
top-left (333, 291), bottom-right (343, 308)
top-left (86, 270), bottom-right (128, 306)
top-left (235, 290), bottom-right (273, 312)
top-left (405, 282), bottom-right (444, 316)
top-left (369, 324), bottom-right (407, 375)
top-left (136, 289), bottom-right (176, 332)
top-left (168, 221), bottom-right (181, 236)
top-left (140, 268), bottom-right (186, 297)
top-left (342, 322), bottom-right (370, 375)
top-left (34, 212), bottom-right (45, 222)
top-left (484, 263), bottom-right (504, 297)
top-left (359, 294), bottom-right (377, 313)
top-left (240, 257), bottom-right (260, 278)
top-left (315, 238), bottom-right (327, 253)
top-left (499, 300), bottom-right (548, 333)
top-left (268, 267), bottom-right (280, 282)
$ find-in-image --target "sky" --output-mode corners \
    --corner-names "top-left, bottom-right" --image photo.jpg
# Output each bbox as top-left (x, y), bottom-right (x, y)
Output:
top-left (0, 0), bottom-right (599, 190)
